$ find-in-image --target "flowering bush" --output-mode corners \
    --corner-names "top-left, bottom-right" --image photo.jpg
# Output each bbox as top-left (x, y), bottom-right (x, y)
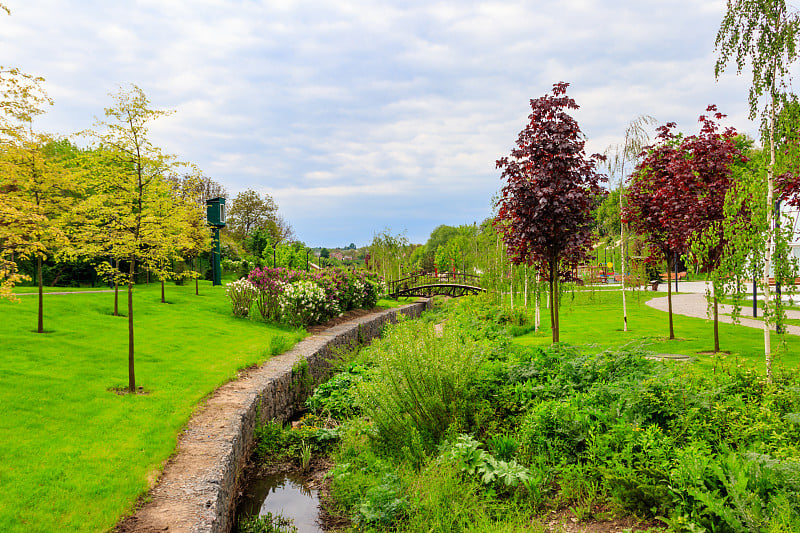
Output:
top-left (225, 278), bottom-right (258, 317)
top-left (235, 266), bottom-right (384, 327)
top-left (279, 280), bottom-right (330, 327)
top-left (248, 267), bottom-right (304, 320)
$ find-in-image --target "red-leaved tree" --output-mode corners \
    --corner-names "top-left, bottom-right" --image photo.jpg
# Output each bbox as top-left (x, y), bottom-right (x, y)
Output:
top-left (495, 82), bottom-right (606, 343)
top-left (626, 106), bottom-right (743, 342)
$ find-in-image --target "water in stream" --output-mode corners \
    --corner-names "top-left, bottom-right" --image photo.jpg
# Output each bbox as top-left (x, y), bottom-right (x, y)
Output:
top-left (237, 472), bottom-right (323, 533)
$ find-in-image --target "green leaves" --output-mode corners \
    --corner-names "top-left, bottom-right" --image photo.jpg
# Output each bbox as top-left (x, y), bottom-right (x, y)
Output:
top-left (715, 0), bottom-right (800, 119)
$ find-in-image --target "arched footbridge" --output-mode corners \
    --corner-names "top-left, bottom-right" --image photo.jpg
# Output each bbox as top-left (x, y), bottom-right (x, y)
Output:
top-left (388, 271), bottom-right (486, 298)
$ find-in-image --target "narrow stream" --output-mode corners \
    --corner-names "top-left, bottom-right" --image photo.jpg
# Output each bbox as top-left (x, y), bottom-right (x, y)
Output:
top-left (236, 472), bottom-right (323, 533)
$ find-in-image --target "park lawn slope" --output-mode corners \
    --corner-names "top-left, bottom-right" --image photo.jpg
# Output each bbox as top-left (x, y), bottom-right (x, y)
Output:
top-left (0, 282), bottom-right (304, 533)
top-left (512, 288), bottom-right (800, 371)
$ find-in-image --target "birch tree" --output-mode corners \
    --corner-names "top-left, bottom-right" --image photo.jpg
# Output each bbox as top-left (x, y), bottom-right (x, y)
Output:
top-left (604, 115), bottom-right (656, 332)
top-left (715, 0), bottom-right (800, 379)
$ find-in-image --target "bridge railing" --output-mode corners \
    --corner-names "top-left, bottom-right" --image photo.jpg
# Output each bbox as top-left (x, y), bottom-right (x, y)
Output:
top-left (388, 271), bottom-right (482, 297)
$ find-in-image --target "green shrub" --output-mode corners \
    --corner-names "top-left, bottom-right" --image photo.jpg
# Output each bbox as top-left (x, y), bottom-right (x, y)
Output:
top-left (601, 424), bottom-right (675, 518)
top-left (487, 434), bottom-right (519, 462)
top-left (305, 362), bottom-right (370, 419)
top-left (354, 473), bottom-right (407, 527)
top-left (519, 399), bottom-right (594, 465)
top-left (666, 448), bottom-right (800, 532)
top-left (253, 417), bottom-right (339, 464)
top-left (268, 334), bottom-right (292, 355)
top-left (357, 319), bottom-right (484, 455)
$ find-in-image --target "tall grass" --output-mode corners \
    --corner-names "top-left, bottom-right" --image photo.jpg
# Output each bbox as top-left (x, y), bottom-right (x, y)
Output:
top-left (358, 319), bottom-right (483, 458)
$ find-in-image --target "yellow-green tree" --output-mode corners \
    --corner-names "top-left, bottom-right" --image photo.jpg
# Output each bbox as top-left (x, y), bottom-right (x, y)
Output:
top-left (76, 84), bottom-right (185, 393)
top-left (0, 65), bottom-right (51, 298)
top-left (1, 134), bottom-right (82, 331)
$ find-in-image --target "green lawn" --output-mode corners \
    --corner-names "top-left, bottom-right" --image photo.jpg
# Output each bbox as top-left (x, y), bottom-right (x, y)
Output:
top-left (513, 288), bottom-right (800, 371)
top-left (0, 281), bottom-right (305, 533)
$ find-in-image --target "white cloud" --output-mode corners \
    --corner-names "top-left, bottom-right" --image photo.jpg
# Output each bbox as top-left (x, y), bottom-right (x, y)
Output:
top-left (1, 0), bottom-right (794, 246)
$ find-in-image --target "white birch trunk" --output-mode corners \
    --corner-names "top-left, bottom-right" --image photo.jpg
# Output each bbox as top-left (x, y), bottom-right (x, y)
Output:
top-left (763, 85), bottom-right (776, 381)
top-left (535, 272), bottom-right (541, 330)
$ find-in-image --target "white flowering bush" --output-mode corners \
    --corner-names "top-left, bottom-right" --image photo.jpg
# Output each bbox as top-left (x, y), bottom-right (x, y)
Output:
top-left (279, 280), bottom-right (329, 327)
top-left (226, 278), bottom-right (258, 317)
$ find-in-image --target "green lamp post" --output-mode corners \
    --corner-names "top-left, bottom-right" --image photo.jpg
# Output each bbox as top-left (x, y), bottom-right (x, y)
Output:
top-left (206, 197), bottom-right (226, 286)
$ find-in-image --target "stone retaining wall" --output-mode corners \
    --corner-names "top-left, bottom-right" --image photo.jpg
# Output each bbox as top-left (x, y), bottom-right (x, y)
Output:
top-left (117, 301), bottom-right (429, 533)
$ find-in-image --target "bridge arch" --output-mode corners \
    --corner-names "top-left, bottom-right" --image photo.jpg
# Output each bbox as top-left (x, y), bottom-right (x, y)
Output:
top-left (388, 271), bottom-right (485, 299)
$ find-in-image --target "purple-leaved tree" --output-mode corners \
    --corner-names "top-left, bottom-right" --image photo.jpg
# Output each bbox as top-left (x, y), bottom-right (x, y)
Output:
top-left (495, 82), bottom-right (606, 343)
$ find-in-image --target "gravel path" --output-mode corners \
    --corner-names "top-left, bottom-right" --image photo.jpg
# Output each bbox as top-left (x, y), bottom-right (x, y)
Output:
top-left (646, 290), bottom-right (800, 336)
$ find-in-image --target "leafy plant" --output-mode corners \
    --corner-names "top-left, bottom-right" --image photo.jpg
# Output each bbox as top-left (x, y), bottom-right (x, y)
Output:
top-left (305, 362), bottom-right (370, 419)
top-left (354, 473), bottom-right (407, 527)
top-left (299, 440), bottom-right (311, 472)
top-left (487, 434), bottom-right (519, 462)
top-left (441, 434), bottom-right (531, 488)
top-left (226, 277), bottom-right (258, 317)
top-left (237, 512), bottom-right (298, 533)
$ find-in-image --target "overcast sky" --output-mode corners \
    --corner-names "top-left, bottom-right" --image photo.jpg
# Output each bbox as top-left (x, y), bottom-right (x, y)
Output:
top-left (0, 0), bottom-right (786, 247)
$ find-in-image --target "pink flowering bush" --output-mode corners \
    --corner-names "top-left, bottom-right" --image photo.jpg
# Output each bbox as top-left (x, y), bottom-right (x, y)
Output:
top-left (237, 267), bottom-right (383, 326)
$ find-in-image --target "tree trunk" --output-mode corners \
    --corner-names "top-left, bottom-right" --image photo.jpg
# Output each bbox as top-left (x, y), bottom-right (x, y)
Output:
top-left (763, 82), bottom-right (777, 382)
top-left (113, 259), bottom-right (119, 317)
top-left (510, 265), bottom-right (514, 309)
top-left (713, 294), bottom-right (720, 353)
top-left (194, 258), bottom-right (199, 295)
top-left (549, 257), bottom-right (559, 343)
top-left (524, 265), bottom-right (528, 308)
top-left (666, 255), bottom-right (675, 340)
top-left (620, 222), bottom-right (628, 332)
top-left (37, 255), bottom-right (44, 333)
top-left (549, 262), bottom-right (555, 342)
top-left (128, 259), bottom-right (136, 393)
top-left (535, 272), bottom-right (541, 331)
top-left (161, 279), bottom-right (165, 303)
top-left (554, 273), bottom-right (560, 343)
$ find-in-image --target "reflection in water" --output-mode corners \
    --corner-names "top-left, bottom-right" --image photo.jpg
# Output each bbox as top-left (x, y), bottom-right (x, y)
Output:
top-left (237, 472), bottom-right (322, 533)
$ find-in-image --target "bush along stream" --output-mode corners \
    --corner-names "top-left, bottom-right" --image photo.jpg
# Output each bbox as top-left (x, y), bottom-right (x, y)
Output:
top-left (240, 295), bottom-right (800, 532)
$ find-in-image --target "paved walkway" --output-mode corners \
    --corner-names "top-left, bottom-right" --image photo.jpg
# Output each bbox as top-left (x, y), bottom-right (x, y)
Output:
top-left (646, 283), bottom-right (800, 336)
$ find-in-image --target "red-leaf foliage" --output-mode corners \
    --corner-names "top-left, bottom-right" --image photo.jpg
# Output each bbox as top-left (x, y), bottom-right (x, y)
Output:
top-left (624, 106), bottom-right (744, 262)
top-left (494, 82), bottom-right (607, 274)
top-left (778, 171), bottom-right (800, 206)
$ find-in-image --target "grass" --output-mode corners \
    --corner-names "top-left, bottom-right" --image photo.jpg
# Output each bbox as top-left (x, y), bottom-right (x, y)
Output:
top-left (512, 288), bottom-right (800, 371)
top-left (0, 281), bottom-right (305, 533)
top-left (376, 296), bottom-right (417, 308)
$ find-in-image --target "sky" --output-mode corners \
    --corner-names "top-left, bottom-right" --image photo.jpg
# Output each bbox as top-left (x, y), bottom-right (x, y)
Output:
top-left (0, 0), bottom-right (787, 247)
